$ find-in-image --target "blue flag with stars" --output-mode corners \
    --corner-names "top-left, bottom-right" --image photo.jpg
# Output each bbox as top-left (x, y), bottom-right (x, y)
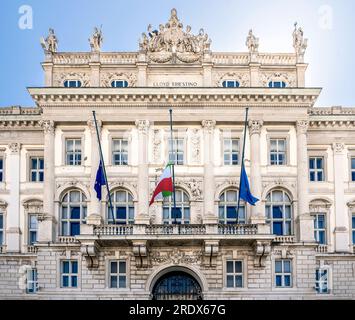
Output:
top-left (240, 163), bottom-right (259, 206)
top-left (94, 160), bottom-right (106, 201)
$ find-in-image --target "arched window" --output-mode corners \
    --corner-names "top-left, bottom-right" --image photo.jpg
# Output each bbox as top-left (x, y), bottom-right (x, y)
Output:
top-left (268, 81), bottom-right (286, 88)
top-left (266, 190), bottom-right (292, 235)
top-left (219, 189), bottom-right (245, 224)
top-left (163, 189), bottom-right (190, 224)
top-left (60, 190), bottom-right (87, 236)
top-left (64, 80), bottom-right (82, 88)
top-left (222, 80), bottom-right (240, 88)
top-left (111, 80), bottom-right (128, 88)
top-left (107, 189), bottom-right (134, 224)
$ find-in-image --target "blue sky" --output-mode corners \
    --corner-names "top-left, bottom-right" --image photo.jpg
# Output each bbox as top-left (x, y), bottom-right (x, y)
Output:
top-left (0, 0), bottom-right (354, 107)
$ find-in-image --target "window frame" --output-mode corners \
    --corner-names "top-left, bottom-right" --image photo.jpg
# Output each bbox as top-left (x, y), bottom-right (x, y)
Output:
top-left (266, 190), bottom-right (293, 236)
top-left (29, 156), bottom-right (44, 182)
top-left (225, 260), bottom-right (244, 288)
top-left (352, 213), bottom-right (355, 246)
top-left (218, 189), bottom-right (246, 224)
top-left (0, 155), bottom-right (4, 183)
top-left (64, 80), bottom-right (82, 88)
top-left (107, 189), bottom-right (135, 224)
top-left (60, 190), bottom-right (87, 236)
top-left (274, 259), bottom-right (292, 288)
top-left (168, 137), bottom-right (185, 166)
top-left (313, 213), bottom-right (327, 245)
top-left (65, 138), bottom-right (83, 166)
top-left (222, 80), bottom-right (240, 88)
top-left (350, 156), bottom-right (355, 182)
top-left (108, 260), bottom-right (127, 289)
top-left (60, 260), bottom-right (79, 288)
top-left (0, 212), bottom-right (4, 246)
top-left (315, 267), bottom-right (330, 294)
top-left (26, 268), bottom-right (38, 294)
top-left (162, 189), bottom-right (190, 224)
top-left (309, 156), bottom-right (325, 182)
top-left (111, 138), bottom-right (129, 166)
top-left (28, 214), bottom-right (38, 245)
top-left (223, 138), bottom-right (240, 166)
top-left (269, 138), bottom-right (287, 166)
top-left (111, 80), bottom-right (128, 88)
top-left (268, 80), bottom-right (287, 88)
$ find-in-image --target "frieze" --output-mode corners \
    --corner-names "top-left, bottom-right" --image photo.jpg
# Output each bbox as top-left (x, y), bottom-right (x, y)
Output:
top-left (150, 249), bottom-right (202, 265)
top-left (100, 72), bottom-right (137, 87)
top-left (53, 72), bottom-right (90, 87)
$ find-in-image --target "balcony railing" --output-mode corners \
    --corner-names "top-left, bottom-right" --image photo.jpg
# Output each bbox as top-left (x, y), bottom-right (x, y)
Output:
top-left (0, 245), bottom-right (5, 253)
top-left (27, 245), bottom-right (38, 253)
top-left (92, 224), bottom-right (258, 236)
top-left (274, 235), bottom-right (296, 243)
top-left (316, 244), bottom-right (328, 253)
top-left (57, 236), bottom-right (80, 244)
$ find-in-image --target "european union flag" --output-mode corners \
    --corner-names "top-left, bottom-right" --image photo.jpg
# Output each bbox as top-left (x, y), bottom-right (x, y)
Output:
top-left (240, 163), bottom-right (259, 206)
top-left (94, 160), bottom-right (106, 201)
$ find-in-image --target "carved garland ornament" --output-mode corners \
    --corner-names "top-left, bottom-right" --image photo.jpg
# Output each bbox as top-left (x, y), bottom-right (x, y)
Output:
top-left (39, 120), bottom-right (55, 134)
top-left (150, 249), bottom-right (202, 265)
top-left (259, 72), bottom-right (296, 87)
top-left (248, 120), bottom-right (263, 135)
top-left (214, 72), bottom-right (250, 87)
top-left (100, 72), bottom-right (137, 87)
top-left (190, 128), bottom-right (201, 163)
top-left (53, 72), bottom-right (90, 87)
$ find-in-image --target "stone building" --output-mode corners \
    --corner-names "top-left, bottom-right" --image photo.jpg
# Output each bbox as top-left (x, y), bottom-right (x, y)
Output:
top-left (0, 9), bottom-right (355, 300)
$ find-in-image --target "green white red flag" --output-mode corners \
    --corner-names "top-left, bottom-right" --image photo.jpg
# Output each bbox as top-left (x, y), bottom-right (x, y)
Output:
top-left (149, 164), bottom-right (173, 206)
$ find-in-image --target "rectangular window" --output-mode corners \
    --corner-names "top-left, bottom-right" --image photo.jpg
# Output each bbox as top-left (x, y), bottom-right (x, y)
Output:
top-left (168, 138), bottom-right (184, 165)
top-left (61, 260), bottom-right (78, 288)
top-left (226, 260), bottom-right (243, 288)
top-left (0, 213), bottom-right (3, 245)
top-left (65, 139), bottom-right (82, 166)
top-left (30, 157), bottom-right (44, 182)
top-left (270, 139), bottom-right (286, 165)
top-left (314, 214), bottom-right (326, 245)
top-left (351, 157), bottom-right (355, 182)
top-left (223, 139), bottom-right (239, 165)
top-left (26, 268), bottom-right (38, 294)
top-left (309, 157), bottom-right (324, 182)
top-left (112, 139), bottom-right (128, 165)
top-left (275, 260), bottom-right (292, 288)
top-left (352, 214), bottom-right (355, 245)
top-left (28, 214), bottom-right (38, 245)
top-left (316, 268), bottom-right (329, 294)
top-left (0, 157), bottom-right (3, 182)
top-left (109, 260), bottom-right (127, 288)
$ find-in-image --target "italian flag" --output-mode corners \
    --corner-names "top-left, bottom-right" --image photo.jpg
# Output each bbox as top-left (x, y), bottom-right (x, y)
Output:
top-left (149, 164), bottom-right (173, 206)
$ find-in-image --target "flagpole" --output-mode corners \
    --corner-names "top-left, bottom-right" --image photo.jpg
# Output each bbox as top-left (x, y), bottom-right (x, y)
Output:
top-left (92, 111), bottom-right (115, 224)
top-left (169, 109), bottom-right (177, 225)
top-left (236, 107), bottom-right (249, 224)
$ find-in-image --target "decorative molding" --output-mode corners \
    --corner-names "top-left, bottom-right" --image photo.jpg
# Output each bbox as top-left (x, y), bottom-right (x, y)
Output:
top-left (248, 120), bottom-right (263, 135)
top-left (53, 72), bottom-right (90, 87)
top-left (214, 72), bottom-right (250, 87)
top-left (190, 128), bottom-right (201, 163)
top-left (259, 72), bottom-right (297, 87)
top-left (87, 119), bottom-right (102, 134)
top-left (150, 249), bottom-right (202, 265)
top-left (201, 120), bottom-right (216, 133)
top-left (100, 72), bottom-right (137, 87)
top-left (152, 129), bottom-right (162, 163)
top-left (175, 178), bottom-right (203, 201)
top-left (23, 199), bottom-right (43, 214)
top-left (332, 142), bottom-right (345, 154)
top-left (135, 120), bottom-right (150, 134)
top-left (296, 120), bottom-right (309, 134)
top-left (39, 120), bottom-right (55, 135)
top-left (8, 143), bottom-right (21, 154)
top-left (309, 199), bottom-right (332, 213)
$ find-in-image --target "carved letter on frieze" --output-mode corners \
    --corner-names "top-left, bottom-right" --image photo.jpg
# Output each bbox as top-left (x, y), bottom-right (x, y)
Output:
top-left (248, 120), bottom-right (263, 135)
top-left (39, 120), bottom-right (55, 135)
top-left (296, 120), bottom-right (309, 135)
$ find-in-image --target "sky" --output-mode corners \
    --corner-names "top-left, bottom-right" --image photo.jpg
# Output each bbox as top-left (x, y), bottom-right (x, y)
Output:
top-left (0, 0), bottom-right (354, 107)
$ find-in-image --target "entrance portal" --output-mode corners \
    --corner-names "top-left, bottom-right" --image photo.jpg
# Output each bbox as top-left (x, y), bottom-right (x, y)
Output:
top-left (152, 271), bottom-right (203, 300)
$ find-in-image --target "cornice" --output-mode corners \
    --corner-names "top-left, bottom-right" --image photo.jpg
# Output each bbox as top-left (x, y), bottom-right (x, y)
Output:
top-left (28, 87), bottom-right (321, 108)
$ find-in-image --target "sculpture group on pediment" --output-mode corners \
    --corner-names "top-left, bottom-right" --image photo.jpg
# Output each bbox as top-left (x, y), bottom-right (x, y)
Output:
top-left (139, 8), bottom-right (211, 63)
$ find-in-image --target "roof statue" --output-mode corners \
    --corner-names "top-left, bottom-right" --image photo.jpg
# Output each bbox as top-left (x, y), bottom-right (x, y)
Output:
top-left (89, 26), bottom-right (104, 52)
top-left (139, 8), bottom-right (212, 63)
top-left (246, 29), bottom-right (259, 53)
top-left (40, 28), bottom-right (58, 54)
top-left (293, 22), bottom-right (308, 63)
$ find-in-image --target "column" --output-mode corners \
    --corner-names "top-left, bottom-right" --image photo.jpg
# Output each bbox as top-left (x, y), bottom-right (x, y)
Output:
top-left (6, 143), bottom-right (21, 252)
top-left (87, 120), bottom-right (103, 225)
top-left (296, 120), bottom-right (314, 242)
top-left (135, 120), bottom-right (150, 224)
top-left (202, 63), bottom-right (213, 87)
top-left (296, 64), bottom-right (307, 87)
top-left (332, 142), bottom-right (350, 252)
top-left (42, 62), bottom-right (53, 87)
top-left (38, 120), bottom-right (56, 242)
top-left (248, 120), bottom-right (264, 224)
top-left (202, 120), bottom-right (216, 223)
top-left (249, 63), bottom-right (260, 87)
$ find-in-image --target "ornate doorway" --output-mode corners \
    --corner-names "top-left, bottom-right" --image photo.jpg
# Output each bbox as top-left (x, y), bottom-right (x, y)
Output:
top-left (152, 271), bottom-right (203, 300)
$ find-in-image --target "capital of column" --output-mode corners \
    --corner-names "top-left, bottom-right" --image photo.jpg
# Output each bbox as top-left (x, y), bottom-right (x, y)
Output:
top-left (296, 120), bottom-right (309, 135)
top-left (87, 119), bottom-right (102, 134)
top-left (201, 120), bottom-right (216, 133)
top-left (8, 143), bottom-right (21, 154)
top-left (248, 120), bottom-right (263, 135)
top-left (39, 120), bottom-right (55, 135)
top-left (332, 142), bottom-right (345, 154)
top-left (135, 120), bottom-right (150, 135)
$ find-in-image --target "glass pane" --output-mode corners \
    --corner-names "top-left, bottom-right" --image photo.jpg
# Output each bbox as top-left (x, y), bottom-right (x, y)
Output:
top-left (62, 275), bottom-right (69, 287)
top-left (232, 154), bottom-right (238, 165)
top-left (111, 261), bottom-right (117, 274)
top-left (273, 222), bottom-right (283, 235)
top-left (39, 159), bottom-right (44, 169)
top-left (309, 158), bottom-right (315, 169)
top-left (284, 275), bottom-right (291, 287)
top-left (129, 207), bottom-right (134, 220)
top-left (71, 276), bottom-right (77, 287)
top-left (116, 207), bottom-right (127, 220)
top-left (70, 223), bottom-right (80, 236)
top-left (272, 206), bottom-right (283, 219)
top-left (62, 261), bottom-right (69, 273)
top-left (226, 275), bottom-right (234, 288)
top-left (172, 207), bottom-right (182, 219)
top-left (275, 261), bottom-right (282, 273)
top-left (272, 191), bottom-right (283, 202)
top-left (284, 261), bottom-right (291, 273)
top-left (66, 140), bottom-right (74, 152)
top-left (227, 191), bottom-right (237, 202)
top-left (235, 275), bottom-right (243, 288)
top-left (163, 208), bottom-right (169, 220)
top-left (270, 140), bottom-right (277, 152)
top-left (39, 172), bottom-right (44, 181)
top-left (227, 206), bottom-right (237, 219)
top-left (275, 275), bottom-right (282, 287)
top-left (119, 276), bottom-right (126, 288)
top-left (31, 158), bottom-right (37, 169)
top-left (226, 261), bottom-right (234, 273)
top-left (30, 231), bottom-right (37, 244)
top-left (116, 191), bottom-right (126, 202)
top-left (184, 208), bottom-right (190, 221)
top-left (70, 191), bottom-right (80, 202)
top-left (317, 172), bottom-right (323, 181)
top-left (285, 222), bottom-right (292, 235)
top-left (219, 206), bottom-right (224, 220)
top-left (224, 139), bottom-right (231, 152)
top-left (352, 158), bottom-right (355, 169)
top-left (278, 140), bottom-right (285, 151)
top-left (30, 215), bottom-right (38, 229)
top-left (70, 207), bottom-right (80, 219)
top-left (71, 261), bottom-right (78, 274)
top-left (319, 231), bottom-right (326, 244)
top-left (265, 206), bottom-right (271, 219)
top-left (31, 172), bottom-right (37, 182)
top-left (285, 206), bottom-right (291, 219)
top-left (317, 215), bottom-right (325, 228)
top-left (110, 276), bottom-right (117, 288)
top-left (175, 191), bottom-right (182, 202)
top-left (61, 222), bottom-right (68, 235)
top-left (121, 140), bottom-right (128, 151)
top-left (310, 172), bottom-right (315, 182)
top-left (316, 158), bottom-right (323, 169)
top-left (0, 215), bottom-right (3, 228)
top-left (119, 261), bottom-right (126, 274)
top-left (235, 261), bottom-right (242, 273)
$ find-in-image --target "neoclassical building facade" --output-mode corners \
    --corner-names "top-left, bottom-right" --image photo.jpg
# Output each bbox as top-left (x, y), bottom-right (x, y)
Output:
top-left (1, 9), bottom-right (355, 299)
